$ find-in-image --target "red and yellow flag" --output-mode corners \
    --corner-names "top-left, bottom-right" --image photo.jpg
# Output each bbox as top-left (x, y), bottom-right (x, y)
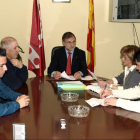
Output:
top-left (87, 0), bottom-right (95, 72)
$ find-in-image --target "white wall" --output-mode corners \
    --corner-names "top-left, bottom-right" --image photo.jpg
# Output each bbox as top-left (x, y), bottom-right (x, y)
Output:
top-left (0, 0), bottom-right (140, 78)
top-left (94, 0), bottom-right (140, 78)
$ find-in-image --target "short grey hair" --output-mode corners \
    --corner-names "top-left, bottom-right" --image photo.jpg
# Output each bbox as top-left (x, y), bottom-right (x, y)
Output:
top-left (1, 37), bottom-right (17, 50)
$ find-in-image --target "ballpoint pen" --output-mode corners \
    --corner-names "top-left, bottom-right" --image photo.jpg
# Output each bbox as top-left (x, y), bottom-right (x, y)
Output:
top-left (102, 84), bottom-right (107, 93)
top-left (100, 84), bottom-right (107, 98)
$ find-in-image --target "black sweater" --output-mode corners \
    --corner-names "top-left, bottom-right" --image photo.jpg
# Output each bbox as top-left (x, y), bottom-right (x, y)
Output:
top-left (2, 59), bottom-right (28, 90)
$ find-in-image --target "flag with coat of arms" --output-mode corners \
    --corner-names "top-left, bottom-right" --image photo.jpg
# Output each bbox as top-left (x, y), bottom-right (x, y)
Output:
top-left (28, 0), bottom-right (46, 76)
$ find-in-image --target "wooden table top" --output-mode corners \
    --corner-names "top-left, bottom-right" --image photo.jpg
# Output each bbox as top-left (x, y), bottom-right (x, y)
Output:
top-left (0, 76), bottom-right (140, 139)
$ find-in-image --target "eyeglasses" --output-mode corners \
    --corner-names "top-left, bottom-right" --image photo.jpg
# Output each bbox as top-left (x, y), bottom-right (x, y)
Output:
top-left (18, 46), bottom-right (25, 53)
top-left (65, 41), bottom-right (76, 45)
top-left (121, 55), bottom-right (128, 60)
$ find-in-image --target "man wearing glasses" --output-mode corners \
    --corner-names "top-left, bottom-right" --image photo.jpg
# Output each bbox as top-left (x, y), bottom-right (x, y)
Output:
top-left (0, 37), bottom-right (28, 90)
top-left (48, 32), bottom-right (88, 79)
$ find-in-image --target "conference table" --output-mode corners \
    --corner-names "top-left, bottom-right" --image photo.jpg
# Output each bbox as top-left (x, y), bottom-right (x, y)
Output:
top-left (0, 76), bottom-right (140, 139)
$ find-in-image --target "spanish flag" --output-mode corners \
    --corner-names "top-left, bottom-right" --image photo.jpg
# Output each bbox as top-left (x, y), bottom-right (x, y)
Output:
top-left (87, 0), bottom-right (95, 72)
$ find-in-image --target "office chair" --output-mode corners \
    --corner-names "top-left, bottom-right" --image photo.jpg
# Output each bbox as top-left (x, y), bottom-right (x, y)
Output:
top-left (51, 46), bottom-right (63, 60)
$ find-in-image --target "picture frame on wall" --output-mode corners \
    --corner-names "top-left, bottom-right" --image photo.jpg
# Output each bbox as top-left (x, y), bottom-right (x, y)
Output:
top-left (52, 0), bottom-right (71, 3)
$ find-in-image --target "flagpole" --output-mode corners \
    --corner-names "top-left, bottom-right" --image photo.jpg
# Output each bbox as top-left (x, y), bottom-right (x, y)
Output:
top-left (90, 43), bottom-right (93, 71)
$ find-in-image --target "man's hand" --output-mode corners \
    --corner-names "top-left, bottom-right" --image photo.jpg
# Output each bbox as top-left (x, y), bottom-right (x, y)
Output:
top-left (54, 71), bottom-right (61, 79)
top-left (104, 97), bottom-right (117, 106)
top-left (100, 89), bottom-right (112, 98)
top-left (10, 59), bottom-right (23, 69)
top-left (74, 72), bottom-right (82, 80)
top-left (16, 95), bottom-right (30, 108)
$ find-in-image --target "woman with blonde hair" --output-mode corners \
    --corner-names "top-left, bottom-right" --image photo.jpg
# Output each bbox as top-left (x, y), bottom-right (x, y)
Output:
top-left (98, 45), bottom-right (140, 90)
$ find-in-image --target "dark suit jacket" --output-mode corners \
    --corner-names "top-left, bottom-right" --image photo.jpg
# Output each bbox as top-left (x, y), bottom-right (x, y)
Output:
top-left (48, 46), bottom-right (88, 77)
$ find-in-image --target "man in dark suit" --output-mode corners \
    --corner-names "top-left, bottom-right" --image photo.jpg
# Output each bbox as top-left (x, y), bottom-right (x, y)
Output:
top-left (48, 32), bottom-right (88, 79)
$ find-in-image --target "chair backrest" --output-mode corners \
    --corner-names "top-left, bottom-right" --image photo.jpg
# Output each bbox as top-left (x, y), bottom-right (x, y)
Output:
top-left (51, 46), bottom-right (63, 60)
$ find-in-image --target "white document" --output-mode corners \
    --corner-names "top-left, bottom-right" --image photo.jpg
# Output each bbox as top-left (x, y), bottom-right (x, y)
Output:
top-left (87, 69), bottom-right (98, 80)
top-left (90, 83), bottom-right (98, 86)
top-left (85, 95), bottom-right (114, 107)
top-left (13, 123), bottom-right (26, 140)
top-left (61, 71), bottom-right (75, 80)
top-left (86, 85), bottom-right (102, 94)
top-left (85, 98), bottom-right (100, 107)
top-left (90, 82), bottom-right (101, 88)
top-left (81, 75), bottom-right (94, 81)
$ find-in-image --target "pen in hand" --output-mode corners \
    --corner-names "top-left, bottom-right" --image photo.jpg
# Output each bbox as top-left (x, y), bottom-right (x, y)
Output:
top-left (100, 84), bottom-right (107, 98)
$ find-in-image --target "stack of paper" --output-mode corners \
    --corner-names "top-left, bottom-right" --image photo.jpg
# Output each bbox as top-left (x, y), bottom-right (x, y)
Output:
top-left (57, 81), bottom-right (85, 90)
top-left (85, 95), bottom-right (114, 107)
top-left (81, 75), bottom-right (94, 81)
top-left (85, 98), bottom-right (105, 107)
top-left (86, 83), bottom-right (102, 94)
top-left (61, 71), bottom-right (75, 80)
top-left (61, 71), bottom-right (97, 81)
top-left (87, 90), bottom-right (100, 98)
